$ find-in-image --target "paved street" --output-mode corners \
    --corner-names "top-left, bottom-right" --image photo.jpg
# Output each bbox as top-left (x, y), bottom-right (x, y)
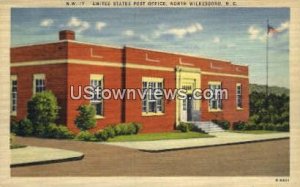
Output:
top-left (11, 136), bottom-right (289, 176)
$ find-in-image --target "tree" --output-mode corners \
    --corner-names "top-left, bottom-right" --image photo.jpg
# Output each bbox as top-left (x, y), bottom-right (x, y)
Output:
top-left (27, 91), bottom-right (59, 135)
top-left (75, 104), bottom-right (96, 131)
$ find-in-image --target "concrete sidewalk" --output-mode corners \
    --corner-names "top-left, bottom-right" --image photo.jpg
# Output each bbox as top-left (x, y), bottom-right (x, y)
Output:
top-left (11, 146), bottom-right (84, 167)
top-left (102, 132), bottom-right (289, 152)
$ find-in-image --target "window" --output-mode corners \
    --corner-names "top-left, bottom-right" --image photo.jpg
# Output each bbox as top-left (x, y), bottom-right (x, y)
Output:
top-left (33, 74), bottom-right (45, 94)
top-left (236, 83), bottom-right (242, 109)
top-left (208, 82), bottom-right (222, 111)
top-left (90, 74), bottom-right (103, 117)
top-left (142, 78), bottom-right (164, 114)
top-left (11, 75), bottom-right (17, 115)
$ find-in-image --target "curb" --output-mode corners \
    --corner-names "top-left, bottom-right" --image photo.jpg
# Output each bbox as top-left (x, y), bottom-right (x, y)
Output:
top-left (139, 137), bottom-right (289, 153)
top-left (11, 154), bottom-right (84, 168)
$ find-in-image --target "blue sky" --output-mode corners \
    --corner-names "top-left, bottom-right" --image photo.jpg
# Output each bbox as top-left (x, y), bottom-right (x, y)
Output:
top-left (11, 8), bottom-right (290, 88)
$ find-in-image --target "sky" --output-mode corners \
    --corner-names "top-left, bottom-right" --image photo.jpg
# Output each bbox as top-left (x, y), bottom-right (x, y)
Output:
top-left (11, 8), bottom-right (290, 88)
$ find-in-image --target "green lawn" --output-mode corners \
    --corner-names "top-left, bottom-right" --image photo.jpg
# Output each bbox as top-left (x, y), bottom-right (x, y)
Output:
top-left (230, 130), bottom-right (284, 134)
top-left (108, 131), bottom-right (214, 142)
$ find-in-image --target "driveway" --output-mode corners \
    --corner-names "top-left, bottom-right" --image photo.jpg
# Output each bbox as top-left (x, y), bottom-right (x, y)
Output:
top-left (11, 136), bottom-right (289, 176)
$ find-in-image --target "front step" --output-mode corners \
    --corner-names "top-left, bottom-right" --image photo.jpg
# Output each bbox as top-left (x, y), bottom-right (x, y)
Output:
top-left (192, 121), bottom-right (225, 133)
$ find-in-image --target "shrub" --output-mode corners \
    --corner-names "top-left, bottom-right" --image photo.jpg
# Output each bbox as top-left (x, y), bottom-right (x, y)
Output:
top-left (112, 122), bottom-right (143, 136)
top-left (46, 124), bottom-right (75, 139)
top-left (10, 119), bottom-right (19, 134)
top-left (256, 123), bottom-right (264, 130)
top-left (282, 122), bottom-right (290, 132)
top-left (133, 122), bottom-right (142, 134)
top-left (75, 131), bottom-right (95, 141)
top-left (105, 126), bottom-right (116, 138)
top-left (127, 123), bottom-right (137, 135)
top-left (250, 92), bottom-right (289, 126)
top-left (75, 104), bottom-right (96, 131)
top-left (232, 121), bottom-right (246, 131)
top-left (34, 124), bottom-right (47, 137)
top-left (177, 122), bottom-right (195, 132)
top-left (17, 118), bottom-right (33, 136)
top-left (95, 129), bottom-right (109, 141)
top-left (263, 123), bottom-right (275, 131)
top-left (118, 124), bottom-right (129, 135)
top-left (27, 91), bottom-right (59, 129)
top-left (275, 122), bottom-right (289, 132)
top-left (212, 119), bottom-right (230, 130)
top-left (113, 125), bottom-right (122, 136)
top-left (249, 114), bottom-right (260, 124)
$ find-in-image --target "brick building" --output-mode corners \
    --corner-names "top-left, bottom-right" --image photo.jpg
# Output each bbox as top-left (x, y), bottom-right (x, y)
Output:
top-left (10, 30), bottom-right (249, 133)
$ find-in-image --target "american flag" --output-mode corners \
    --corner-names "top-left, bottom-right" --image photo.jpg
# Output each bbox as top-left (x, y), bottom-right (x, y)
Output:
top-left (267, 25), bottom-right (278, 34)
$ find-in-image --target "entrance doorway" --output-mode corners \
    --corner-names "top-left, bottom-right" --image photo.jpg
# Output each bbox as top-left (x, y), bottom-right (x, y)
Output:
top-left (176, 66), bottom-right (201, 124)
top-left (180, 94), bottom-right (193, 122)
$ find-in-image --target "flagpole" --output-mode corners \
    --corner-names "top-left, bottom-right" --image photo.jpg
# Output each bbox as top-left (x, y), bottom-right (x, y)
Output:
top-left (266, 19), bottom-right (269, 97)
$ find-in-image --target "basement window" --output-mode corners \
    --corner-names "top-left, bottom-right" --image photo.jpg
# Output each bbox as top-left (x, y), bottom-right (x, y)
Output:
top-left (90, 74), bottom-right (104, 117)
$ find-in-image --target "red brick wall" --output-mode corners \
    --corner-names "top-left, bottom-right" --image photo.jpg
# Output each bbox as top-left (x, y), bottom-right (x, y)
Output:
top-left (66, 63), bottom-right (123, 133)
top-left (67, 42), bottom-right (123, 63)
top-left (125, 46), bottom-right (248, 76)
top-left (11, 42), bottom-right (68, 63)
top-left (11, 64), bottom-right (68, 124)
top-left (124, 68), bottom-right (176, 133)
top-left (201, 75), bottom-right (249, 123)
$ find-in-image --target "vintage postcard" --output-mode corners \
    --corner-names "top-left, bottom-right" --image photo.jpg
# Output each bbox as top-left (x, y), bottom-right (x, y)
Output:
top-left (0, 0), bottom-right (299, 186)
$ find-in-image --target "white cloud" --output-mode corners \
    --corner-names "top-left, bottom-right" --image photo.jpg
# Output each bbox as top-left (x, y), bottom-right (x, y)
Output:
top-left (95, 22), bottom-right (107, 31)
top-left (213, 36), bottom-right (220, 43)
top-left (40, 19), bottom-right (54, 27)
top-left (164, 23), bottom-right (203, 38)
top-left (248, 25), bottom-right (261, 40)
top-left (67, 17), bottom-right (90, 33)
top-left (248, 21), bottom-right (289, 42)
top-left (123, 29), bottom-right (134, 37)
top-left (137, 22), bottom-right (203, 42)
top-left (277, 21), bottom-right (289, 32)
top-left (139, 34), bottom-right (152, 42)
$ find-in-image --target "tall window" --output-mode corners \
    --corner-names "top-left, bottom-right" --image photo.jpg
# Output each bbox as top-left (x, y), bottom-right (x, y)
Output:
top-left (90, 74), bottom-right (103, 117)
top-left (142, 78), bottom-right (164, 114)
top-left (33, 74), bottom-right (45, 94)
top-left (11, 75), bottom-right (17, 115)
top-left (209, 82), bottom-right (222, 111)
top-left (236, 83), bottom-right (242, 109)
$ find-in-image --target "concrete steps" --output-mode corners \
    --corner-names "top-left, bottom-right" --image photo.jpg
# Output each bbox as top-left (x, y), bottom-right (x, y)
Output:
top-left (192, 121), bottom-right (225, 133)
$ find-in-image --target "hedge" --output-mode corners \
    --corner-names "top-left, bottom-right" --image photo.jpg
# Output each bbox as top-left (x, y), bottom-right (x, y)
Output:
top-left (75, 131), bottom-right (96, 141)
top-left (94, 122), bottom-right (142, 142)
top-left (176, 122), bottom-right (203, 133)
top-left (232, 121), bottom-right (289, 132)
top-left (211, 119), bottom-right (230, 130)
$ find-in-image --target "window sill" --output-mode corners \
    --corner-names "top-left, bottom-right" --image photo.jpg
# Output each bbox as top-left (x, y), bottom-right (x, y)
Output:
top-left (10, 112), bottom-right (17, 116)
top-left (236, 107), bottom-right (243, 111)
top-left (142, 112), bottom-right (165, 116)
top-left (94, 115), bottom-right (104, 119)
top-left (208, 109), bottom-right (223, 112)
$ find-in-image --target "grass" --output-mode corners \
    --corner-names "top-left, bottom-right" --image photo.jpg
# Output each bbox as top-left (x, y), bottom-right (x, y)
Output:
top-left (230, 130), bottom-right (284, 134)
top-left (107, 131), bottom-right (214, 142)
